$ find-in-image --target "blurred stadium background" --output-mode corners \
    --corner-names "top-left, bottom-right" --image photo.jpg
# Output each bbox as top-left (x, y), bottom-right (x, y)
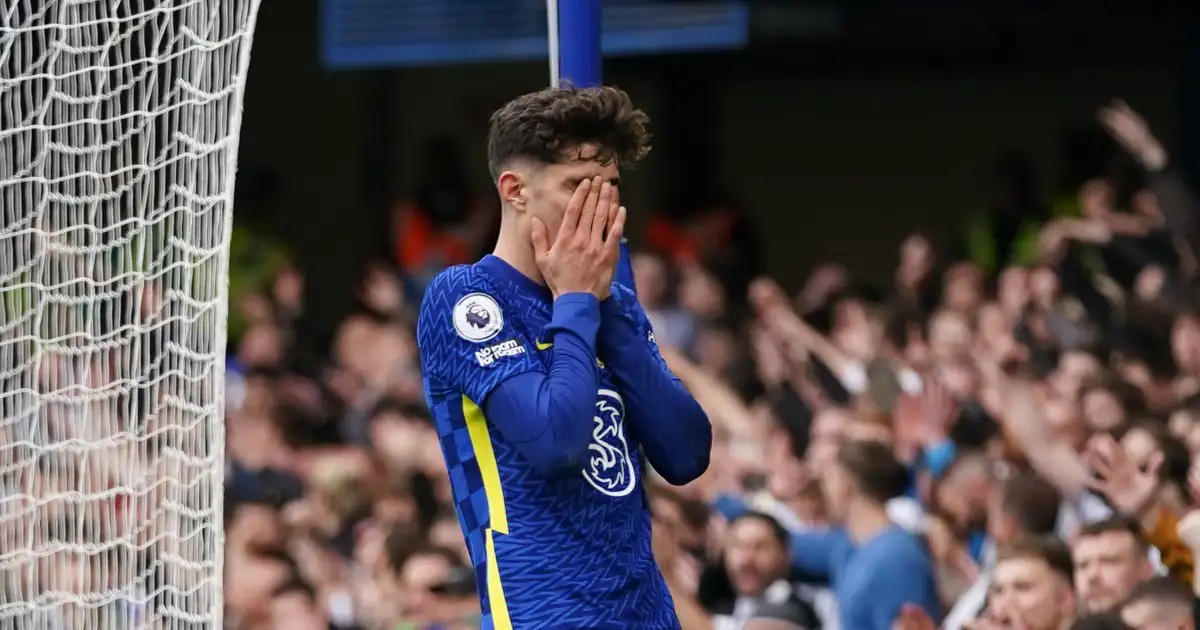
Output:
top-left (254, 0), bottom-right (1195, 338)
top-left (4, 1), bottom-right (1200, 629)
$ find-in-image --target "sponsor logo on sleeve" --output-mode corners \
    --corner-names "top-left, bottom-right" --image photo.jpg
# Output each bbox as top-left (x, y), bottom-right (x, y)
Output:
top-left (475, 339), bottom-right (526, 367)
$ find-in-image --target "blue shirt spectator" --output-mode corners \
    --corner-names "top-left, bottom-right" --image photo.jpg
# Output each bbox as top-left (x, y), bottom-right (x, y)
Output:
top-left (790, 525), bottom-right (940, 630)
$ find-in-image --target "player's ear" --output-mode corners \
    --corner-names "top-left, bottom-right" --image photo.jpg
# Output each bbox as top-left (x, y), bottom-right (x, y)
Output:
top-left (497, 171), bottom-right (526, 211)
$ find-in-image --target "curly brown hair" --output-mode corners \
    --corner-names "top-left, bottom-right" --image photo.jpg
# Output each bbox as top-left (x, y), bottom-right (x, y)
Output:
top-left (486, 85), bottom-right (652, 179)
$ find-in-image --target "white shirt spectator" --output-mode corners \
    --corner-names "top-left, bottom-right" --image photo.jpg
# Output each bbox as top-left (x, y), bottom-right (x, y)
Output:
top-left (943, 494), bottom-right (1163, 630)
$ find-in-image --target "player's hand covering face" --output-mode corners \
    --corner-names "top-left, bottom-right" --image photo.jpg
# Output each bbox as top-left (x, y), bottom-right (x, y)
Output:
top-left (522, 143), bottom-right (619, 238)
top-left (530, 175), bottom-right (626, 299)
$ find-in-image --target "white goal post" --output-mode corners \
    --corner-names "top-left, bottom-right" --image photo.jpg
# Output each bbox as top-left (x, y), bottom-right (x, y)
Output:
top-left (0, 1), bottom-right (261, 628)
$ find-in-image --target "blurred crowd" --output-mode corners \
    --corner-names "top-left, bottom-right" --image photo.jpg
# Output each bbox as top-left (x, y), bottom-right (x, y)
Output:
top-left (221, 98), bottom-right (1200, 630)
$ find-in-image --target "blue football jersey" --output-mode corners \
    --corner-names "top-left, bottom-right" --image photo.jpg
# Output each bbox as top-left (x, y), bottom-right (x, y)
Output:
top-left (416, 255), bottom-right (679, 630)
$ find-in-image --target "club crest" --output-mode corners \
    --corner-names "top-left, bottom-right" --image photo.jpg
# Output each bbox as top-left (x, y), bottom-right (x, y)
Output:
top-left (583, 389), bottom-right (637, 497)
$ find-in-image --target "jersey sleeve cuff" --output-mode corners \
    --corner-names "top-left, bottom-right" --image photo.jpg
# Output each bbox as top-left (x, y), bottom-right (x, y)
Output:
top-left (553, 292), bottom-right (600, 309)
top-left (548, 293), bottom-right (601, 347)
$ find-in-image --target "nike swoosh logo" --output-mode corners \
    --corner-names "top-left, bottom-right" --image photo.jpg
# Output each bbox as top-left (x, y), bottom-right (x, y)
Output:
top-left (536, 339), bottom-right (603, 367)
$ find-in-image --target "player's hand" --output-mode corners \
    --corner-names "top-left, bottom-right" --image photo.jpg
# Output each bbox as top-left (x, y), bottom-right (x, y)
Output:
top-left (531, 176), bottom-right (626, 299)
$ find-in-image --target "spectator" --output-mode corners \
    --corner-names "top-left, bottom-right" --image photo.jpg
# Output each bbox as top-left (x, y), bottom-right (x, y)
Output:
top-left (790, 439), bottom-right (940, 629)
top-left (1072, 517), bottom-right (1156, 614)
top-left (889, 232), bottom-right (939, 325)
top-left (987, 537), bottom-right (1078, 630)
top-left (225, 548), bottom-right (300, 628)
top-left (1118, 576), bottom-right (1196, 630)
top-left (711, 512), bottom-right (820, 630)
top-left (268, 579), bottom-right (330, 630)
top-left (942, 470), bottom-right (1065, 629)
top-left (380, 543), bottom-right (480, 630)
top-left (633, 252), bottom-right (698, 349)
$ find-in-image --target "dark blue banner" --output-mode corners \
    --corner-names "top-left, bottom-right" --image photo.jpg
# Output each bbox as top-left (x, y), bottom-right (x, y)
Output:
top-left (320, 0), bottom-right (749, 69)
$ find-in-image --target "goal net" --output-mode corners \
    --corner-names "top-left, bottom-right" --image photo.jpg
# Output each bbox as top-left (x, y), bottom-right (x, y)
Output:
top-left (0, 1), bottom-right (261, 628)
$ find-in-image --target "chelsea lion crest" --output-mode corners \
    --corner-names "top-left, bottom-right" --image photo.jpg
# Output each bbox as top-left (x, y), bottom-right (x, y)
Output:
top-left (584, 389), bottom-right (637, 497)
top-left (452, 293), bottom-right (504, 342)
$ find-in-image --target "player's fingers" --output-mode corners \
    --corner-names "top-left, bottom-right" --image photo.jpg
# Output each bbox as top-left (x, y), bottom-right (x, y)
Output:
top-left (612, 203), bottom-right (625, 246)
top-left (575, 176), bottom-right (602, 241)
top-left (605, 206), bottom-right (627, 256)
top-left (559, 179), bottom-right (590, 243)
top-left (590, 181), bottom-right (613, 245)
top-left (611, 186), bottom-right (621, 227)
top-left (531, 217), bottom-right (550, 257)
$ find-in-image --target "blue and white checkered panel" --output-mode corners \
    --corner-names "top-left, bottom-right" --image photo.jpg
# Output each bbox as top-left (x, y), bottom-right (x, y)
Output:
top-left (320, 0), bottom-right (749, 69)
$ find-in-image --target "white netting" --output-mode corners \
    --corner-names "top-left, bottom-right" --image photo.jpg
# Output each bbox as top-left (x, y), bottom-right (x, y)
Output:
top-left (0, 0), bottom-right (261, 628)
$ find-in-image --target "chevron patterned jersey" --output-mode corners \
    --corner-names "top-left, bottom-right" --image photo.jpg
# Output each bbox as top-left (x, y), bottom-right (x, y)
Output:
top-left (416, 255), bottom-right (680, 629)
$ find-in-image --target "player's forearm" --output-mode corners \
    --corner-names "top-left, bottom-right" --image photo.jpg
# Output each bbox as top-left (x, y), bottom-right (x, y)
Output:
top-left (598, 299), bottom-right (712, 485)
top-left (484, 293), bottom-right (602, 473)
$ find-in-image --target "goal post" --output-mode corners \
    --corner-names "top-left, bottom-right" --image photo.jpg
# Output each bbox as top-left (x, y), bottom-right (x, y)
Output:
top-left (546, 0), bottom-right (638, 296)
top-left (0, 0), bottom-right (262, 628)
